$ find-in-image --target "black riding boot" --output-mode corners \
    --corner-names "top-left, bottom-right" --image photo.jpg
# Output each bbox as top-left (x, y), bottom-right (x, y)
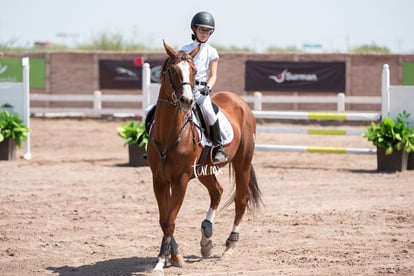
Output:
top-left (210, 120), bottom-right (228, 163)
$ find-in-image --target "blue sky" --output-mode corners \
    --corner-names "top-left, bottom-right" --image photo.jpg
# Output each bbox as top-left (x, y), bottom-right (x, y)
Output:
top-left (1, 0), bottom-right (412, 53)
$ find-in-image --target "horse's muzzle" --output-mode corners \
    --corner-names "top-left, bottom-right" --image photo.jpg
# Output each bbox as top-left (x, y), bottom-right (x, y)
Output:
top-left (179, 96), bottom-right (194, 112)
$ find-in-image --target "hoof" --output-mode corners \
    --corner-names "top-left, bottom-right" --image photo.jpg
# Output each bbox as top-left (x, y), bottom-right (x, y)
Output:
top-left (150, 270), bottom-right (164, 276)
top-left (152, 257), bottom-right (165, 274)
top-left (221, 233), bottom-right (238, 261)
top-left (200, 238), bottom-right (214, 258)
top-left (171, 253), bottom-right (185, 267)
top-left (220, 246), bottom-right (234, 261)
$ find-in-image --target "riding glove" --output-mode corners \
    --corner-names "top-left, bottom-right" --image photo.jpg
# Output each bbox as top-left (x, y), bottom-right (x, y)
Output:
top-left (199, 86), bottom-right (211, 96)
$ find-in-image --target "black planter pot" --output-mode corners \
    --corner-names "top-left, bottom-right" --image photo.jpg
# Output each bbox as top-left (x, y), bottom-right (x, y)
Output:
top-left (128, 144), bottom-right (148, 167)
top-left (408, 152), bottom-right (414, 170)
top-left (376, 147), bottom-right (408, 172)
top-left (0, 138), bottom-right (17, 160)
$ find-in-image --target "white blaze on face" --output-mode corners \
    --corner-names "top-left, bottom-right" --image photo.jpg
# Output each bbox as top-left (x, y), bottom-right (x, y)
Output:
top-left (177, 60), bottom-right (193, 101)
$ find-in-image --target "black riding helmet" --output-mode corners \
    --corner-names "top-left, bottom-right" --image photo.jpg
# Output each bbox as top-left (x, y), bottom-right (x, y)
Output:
top-left (191, 11), bottom-right (215, 41)
top-left (191, 11), bottom-right (215, 31)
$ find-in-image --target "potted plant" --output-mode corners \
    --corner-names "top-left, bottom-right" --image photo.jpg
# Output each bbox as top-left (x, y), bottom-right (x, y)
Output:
top-left (0, 109), bottom-right (30, 160)
top-left (117, 120), bottom-right (148, 166)
top-left (408, 131), bottom-right (414, 170)
top-left (363, 111), bottom-right (414, 172)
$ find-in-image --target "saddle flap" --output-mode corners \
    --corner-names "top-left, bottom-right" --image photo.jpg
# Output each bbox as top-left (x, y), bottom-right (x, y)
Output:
top-left (192, 104), bottom-right (234, 148)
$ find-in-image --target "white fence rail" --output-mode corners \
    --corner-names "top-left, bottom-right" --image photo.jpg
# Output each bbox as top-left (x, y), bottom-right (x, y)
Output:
top-left (30, 91), bottom-right (381, 118)
top-left (30, 92), bottom-right (142, 117)
top-left (244, 92), bottom-right (381, 112)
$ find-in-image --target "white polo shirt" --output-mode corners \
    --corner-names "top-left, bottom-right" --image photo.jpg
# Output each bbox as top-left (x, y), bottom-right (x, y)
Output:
top-left (182, 41), bottom-right (219, 83)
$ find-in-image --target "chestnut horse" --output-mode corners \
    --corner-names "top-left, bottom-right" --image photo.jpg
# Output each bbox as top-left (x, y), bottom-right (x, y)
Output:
top-left (147, 41), bottom-right (261, 272)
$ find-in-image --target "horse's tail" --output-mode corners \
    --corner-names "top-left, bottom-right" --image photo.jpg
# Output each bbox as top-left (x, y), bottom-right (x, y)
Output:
top-left (247, 165), bottom-right (262, 212)
top-left (220, 164), bottom-right (262, 213)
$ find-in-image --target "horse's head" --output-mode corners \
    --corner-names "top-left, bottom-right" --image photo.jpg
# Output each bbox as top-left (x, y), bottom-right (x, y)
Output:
top-left (161, 41), bottom-right (199, 112)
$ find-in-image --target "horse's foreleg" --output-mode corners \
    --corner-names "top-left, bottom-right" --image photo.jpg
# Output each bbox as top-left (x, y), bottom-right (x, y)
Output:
top-left (153, 235), bottom-right (181, 271)
top-left (154, 177), bottom-right (188, 270)
top-left (152, 177), bottom-right (171, 271)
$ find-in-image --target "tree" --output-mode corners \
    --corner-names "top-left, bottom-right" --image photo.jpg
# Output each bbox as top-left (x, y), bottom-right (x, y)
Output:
top-left (76, 31), bottom-right (149, 51)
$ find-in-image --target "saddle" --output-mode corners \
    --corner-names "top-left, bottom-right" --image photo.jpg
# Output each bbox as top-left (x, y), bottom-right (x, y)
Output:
top-left (145, 103), bottom-right (232, 145)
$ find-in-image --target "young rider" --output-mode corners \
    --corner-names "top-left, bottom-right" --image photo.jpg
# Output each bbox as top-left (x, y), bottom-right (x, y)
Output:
top-left (182, 11), bottom-right (228, 163)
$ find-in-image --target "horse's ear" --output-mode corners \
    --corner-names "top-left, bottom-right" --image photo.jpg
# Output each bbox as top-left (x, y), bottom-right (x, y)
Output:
top-left (163, 40), bottom-right (177, 57)
top-left (189, 43), bottom-right (201, 58)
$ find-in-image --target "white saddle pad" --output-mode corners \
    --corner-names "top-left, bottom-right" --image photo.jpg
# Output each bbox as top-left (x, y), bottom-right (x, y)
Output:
top-left (192, 110), bottom-right (234, 148)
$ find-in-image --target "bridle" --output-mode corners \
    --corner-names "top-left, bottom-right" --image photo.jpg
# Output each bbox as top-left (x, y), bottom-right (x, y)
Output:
top-left (158, 56), bottom-right (195, 112)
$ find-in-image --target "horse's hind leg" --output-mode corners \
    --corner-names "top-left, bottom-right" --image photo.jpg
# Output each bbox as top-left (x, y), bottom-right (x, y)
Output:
top-left (198, 174), bottom-right (223, 258)
top-left (221, 163), bottom-right (252, 259)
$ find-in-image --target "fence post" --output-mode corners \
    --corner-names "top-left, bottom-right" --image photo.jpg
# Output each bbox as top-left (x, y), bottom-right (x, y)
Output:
top-left (381, 64), bottom-right (390, 121)
top-left (22, 57), bottom-right (31, 160)
top-left (254, 91), bottom-right (262, 111)
top-left (142, 63), bottom-right (151, 119)
top-left (93, 90), bottom-right (102, 117)
top-left (337, 93), bottom-right (345, 112)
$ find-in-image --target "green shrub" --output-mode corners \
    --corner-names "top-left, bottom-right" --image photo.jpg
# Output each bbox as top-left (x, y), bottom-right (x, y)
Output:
top-left (0, 110), bottom-right (29, 147)
top-left (363, 111), bottom-right (414, 155)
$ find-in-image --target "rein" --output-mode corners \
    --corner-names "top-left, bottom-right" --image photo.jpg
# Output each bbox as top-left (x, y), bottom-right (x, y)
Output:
top-left (151, 106), bottom-right (192, 157)
top-left (151, 58), bottom-right (197, 183)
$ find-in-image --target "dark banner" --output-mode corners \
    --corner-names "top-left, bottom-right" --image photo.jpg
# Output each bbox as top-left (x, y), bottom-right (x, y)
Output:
top-left (99, 59), bottom-right (163, 89)
top-left (245, 61), bottom-right (346, 92)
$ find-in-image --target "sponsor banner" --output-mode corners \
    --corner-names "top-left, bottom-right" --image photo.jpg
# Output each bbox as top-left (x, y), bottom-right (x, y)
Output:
top-left (403, 62), bottom-right (414, 85)
top-left (0, 58), bottom-right (45, 88)
top-left (0, 58), bottom-right (21, 83)
top-left (99, 59), bottom-right (163, 89)
top-left (245, 61), bottom-right (346, 92)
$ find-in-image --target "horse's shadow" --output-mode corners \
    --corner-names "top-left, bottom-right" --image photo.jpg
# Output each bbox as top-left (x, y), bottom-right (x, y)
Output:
top-left (47, 256), bottom-right (157, 276)
top-left (47, 255), bottom-right (210, 276)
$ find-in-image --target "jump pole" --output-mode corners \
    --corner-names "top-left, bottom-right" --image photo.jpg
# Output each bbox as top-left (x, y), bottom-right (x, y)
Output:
top-left (255, 144), bottom-right (376, 154)
top-left (253, 111), bottom-right (381, 121)
top-left (256, 127), bottom-right (366, 136)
